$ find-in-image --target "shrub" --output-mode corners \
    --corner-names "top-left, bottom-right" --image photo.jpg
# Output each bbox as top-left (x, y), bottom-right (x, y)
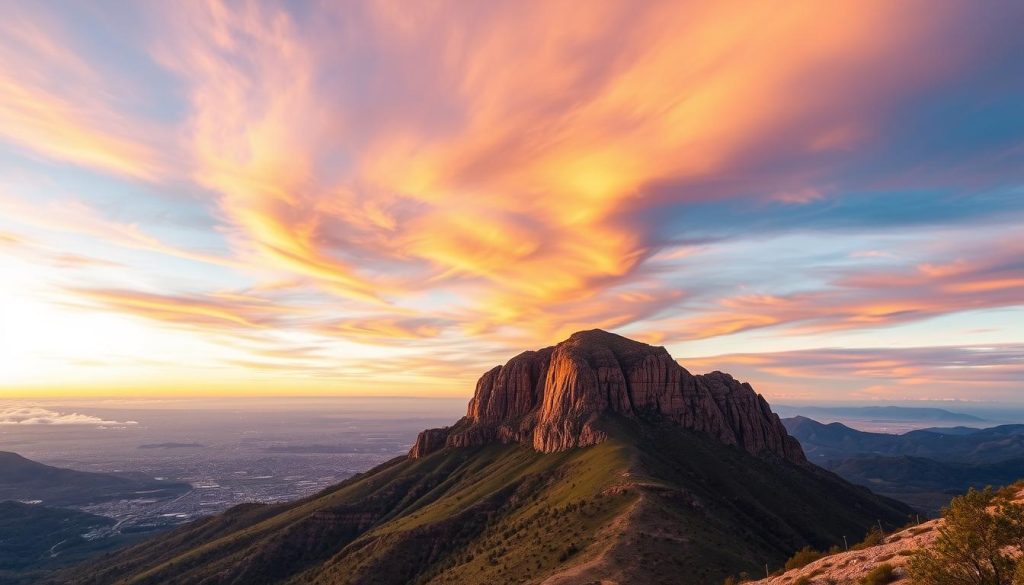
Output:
top-left (852, 526), bottom-right (884, 550)
top-left (860, 563), bottom-right (897, 585)
top-left (909, 487), bottom-right (1024, 585)
top-left (786, 546), bottom-right (824, 571)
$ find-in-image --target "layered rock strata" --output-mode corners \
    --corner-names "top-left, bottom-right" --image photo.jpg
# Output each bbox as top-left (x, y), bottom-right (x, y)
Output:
top-left (410, 329), bottom-right (805, 464)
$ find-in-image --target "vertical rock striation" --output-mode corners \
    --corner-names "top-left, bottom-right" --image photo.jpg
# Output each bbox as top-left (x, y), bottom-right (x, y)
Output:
top-left (410, 329), bottom-right (805, 464)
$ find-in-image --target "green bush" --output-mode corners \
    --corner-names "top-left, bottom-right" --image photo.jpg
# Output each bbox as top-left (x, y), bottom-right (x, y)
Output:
top-left (909, 487), bottom-right (1024, 585)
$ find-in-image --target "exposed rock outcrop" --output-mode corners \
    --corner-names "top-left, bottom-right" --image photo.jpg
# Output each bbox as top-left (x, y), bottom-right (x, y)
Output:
top-left (410, 329), bottom-right (805, 464)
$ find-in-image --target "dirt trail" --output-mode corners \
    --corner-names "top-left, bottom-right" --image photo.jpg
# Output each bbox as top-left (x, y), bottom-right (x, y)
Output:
top-left (539, 493), bottom-right (643, 585)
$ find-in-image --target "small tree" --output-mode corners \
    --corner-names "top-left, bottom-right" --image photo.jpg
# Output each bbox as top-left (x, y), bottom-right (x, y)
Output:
top-left (909, 488), bottom-right (1024, 585)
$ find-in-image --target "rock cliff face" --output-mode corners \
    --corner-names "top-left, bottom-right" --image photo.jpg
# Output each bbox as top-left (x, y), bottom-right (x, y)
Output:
top-left (411, 329), bottom-right (806, 464)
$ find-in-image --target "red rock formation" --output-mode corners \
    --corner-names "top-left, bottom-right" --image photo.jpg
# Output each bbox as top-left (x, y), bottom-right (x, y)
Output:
top-left (410, 330), bottom-right (806, 464)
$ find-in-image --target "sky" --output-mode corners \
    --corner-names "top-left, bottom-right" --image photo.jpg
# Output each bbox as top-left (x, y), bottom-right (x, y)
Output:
top-left (0, 1), bottom-right (1022, 402)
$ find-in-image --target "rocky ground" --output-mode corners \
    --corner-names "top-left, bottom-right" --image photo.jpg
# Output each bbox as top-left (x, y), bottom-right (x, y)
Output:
top-left (749, 519), bottom-right (939, 584)
top-left (751, 487), bottom-right (1024, 585)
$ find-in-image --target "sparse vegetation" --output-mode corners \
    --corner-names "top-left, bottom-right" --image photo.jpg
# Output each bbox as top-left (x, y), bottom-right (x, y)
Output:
top-left (860, 563), bottom-right (898, 585)
top-left (909, 486), bottom-right (1024, 585)
top-left (785, 546), bottom-right (824, 570)
top-left (852, 526), bottom-right (885, 549)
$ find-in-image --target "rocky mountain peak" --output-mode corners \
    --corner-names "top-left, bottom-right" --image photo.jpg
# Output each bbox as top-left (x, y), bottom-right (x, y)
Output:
top-left (411, 329), bottom-right (805, 463)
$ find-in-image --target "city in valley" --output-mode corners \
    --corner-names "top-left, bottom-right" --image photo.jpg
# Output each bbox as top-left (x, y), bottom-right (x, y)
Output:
top-left (1, 398), bottom-right (462, 532)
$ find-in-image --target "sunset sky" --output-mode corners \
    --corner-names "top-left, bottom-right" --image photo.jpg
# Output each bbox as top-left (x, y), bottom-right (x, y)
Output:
top-left (0, 1), bottom-right (1022, 402)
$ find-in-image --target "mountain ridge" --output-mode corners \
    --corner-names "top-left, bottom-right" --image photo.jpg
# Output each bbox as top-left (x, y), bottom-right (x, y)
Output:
top-left (775, 405), bottom-right (986, 423)
top-left (783, 416), bottom-right (1024, 463)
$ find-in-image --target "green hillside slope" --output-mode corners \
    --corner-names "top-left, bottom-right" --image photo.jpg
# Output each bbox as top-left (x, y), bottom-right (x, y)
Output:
top-left (56, 419), bottom-right (911, 585)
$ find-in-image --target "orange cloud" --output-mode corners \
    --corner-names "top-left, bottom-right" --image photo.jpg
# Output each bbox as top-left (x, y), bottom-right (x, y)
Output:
top-left (142, 0), bottom-right (974, 340)
top-left (0, 231), bottom-right (27, 248)
top-left (0, 194), bottom-right (237, 269)
top-left (652, 236), bottom-right (1024, 341)
top-left (688, 344), bottom-right (1024, 402)
top-left (66, 288), bottom-right (295, 330)
top-left (3, 1), bottom-right (1020, 397)
top-left (0, 11), bottom-right (168, 179)
top-left (317, 317), bottom-right (447, 343)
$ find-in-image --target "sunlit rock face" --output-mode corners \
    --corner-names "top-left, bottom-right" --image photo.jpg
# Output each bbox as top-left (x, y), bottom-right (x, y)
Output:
top-left (411, 329), bottom-right (806, 464)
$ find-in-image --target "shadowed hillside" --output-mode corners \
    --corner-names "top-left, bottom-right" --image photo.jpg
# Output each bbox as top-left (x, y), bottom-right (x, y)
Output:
top-left (0, 452), bottom-right (190, 507)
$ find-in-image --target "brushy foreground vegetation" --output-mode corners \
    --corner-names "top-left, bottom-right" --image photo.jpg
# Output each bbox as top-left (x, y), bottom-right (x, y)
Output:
top-left (730, 481), bottom-right (1024, 585)
top-left (908, 485), bottom-right (1024, 585)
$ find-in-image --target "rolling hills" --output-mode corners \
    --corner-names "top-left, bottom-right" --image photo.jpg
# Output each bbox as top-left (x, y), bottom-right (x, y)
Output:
top-left (55, 330), bottom-right (912, 585)
top-left (785, 416), bottom-right (1024, 512)
top-left (783, 416), bottom-right (1024, 463)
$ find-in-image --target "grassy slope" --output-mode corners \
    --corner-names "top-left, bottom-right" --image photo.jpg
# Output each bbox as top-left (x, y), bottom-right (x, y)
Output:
top-left (305, 439), bottom-right (635, 585)
top-left (56, 420), bottom-right (913, 585)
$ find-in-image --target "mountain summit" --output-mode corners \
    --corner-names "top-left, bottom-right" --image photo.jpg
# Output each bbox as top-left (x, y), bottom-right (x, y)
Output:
top-left (413, 329), bottom-right (804, 463)
top-left (65, 331), bottom-right (911, 585)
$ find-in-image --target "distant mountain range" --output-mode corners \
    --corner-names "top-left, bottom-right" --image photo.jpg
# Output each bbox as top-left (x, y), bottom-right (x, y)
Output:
top-left (784, 416), bottom-right (1024, 512)
top-left (784, 417), bottom-right (1024, 462)
top-left (55, 330), bottom-right (911, 585)
top-left (137, 442), bottom-right (205, 449)
top-left (0, 451), bottom-right (190, 507)
top-left (775, 405), bottom-right (986, 423)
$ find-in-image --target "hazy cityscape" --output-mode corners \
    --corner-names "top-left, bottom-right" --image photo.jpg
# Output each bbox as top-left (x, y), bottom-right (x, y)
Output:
top-left (0, 397), bottom-right (463, 531)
